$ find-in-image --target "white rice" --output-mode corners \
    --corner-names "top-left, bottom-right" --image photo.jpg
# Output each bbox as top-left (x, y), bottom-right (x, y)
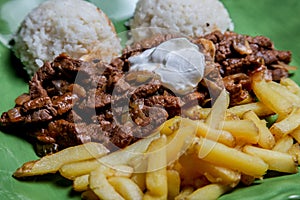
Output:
top-left (130, 0), bottom-right (234, 41)
top-left (11, 0), bottom-right (122, 76)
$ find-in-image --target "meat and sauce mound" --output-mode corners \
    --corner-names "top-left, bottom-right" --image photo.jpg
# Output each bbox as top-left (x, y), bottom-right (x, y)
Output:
top-left (0, 31), bottom-right (292, 156)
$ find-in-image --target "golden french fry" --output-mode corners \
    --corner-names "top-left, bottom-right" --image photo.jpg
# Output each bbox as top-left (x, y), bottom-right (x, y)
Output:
top-left (13, 142), bottom-right (109, 178)
top-left (228, 102), bottom-right (274, 118)
top-left (167, 170), bottom-right (181, 200)
top-left (94, 163), bottom-right (133, 178)
top-left (144, 135), bottom-right (168, 199)
top-left (59, 159), bottom-right (99, 180)
top-left (127, 155), bottom-right (147, 175)
top-left (185, 101), bottom-right (274, 120)
top-left (59, 158), bottom-right (133, 180)
top-left (166, 119), bottom-right (197, 164)
top-left (127, 155), bottom-right (147, 191)
top-left (280, 78), bottom-right (300, 97)
top-left (221, 120), bottom-right (259, 144)
top-left (107, 165), bottom-right (134, 178)
top-left (110, 165), bottom-right (134, 178)
top-left (270, 108), bottom-right (300, 139)
top-left (195, 137), bottom-right (268, 177)
top-left (186, 183), bottom-right (231, 200)
top-left (192, 120), bottom-right (235, 147)
top-left (89, 168), bottom-right (124, 200)
top-left (251, 74), bottom-right (293, 117)
top-left (73, 174), bottom-right (89, 192)
top-left (243, 110), bottom-right (275, 149)
top-left (174, 187), bottom-right (194, 200)
top-left (243, 145), bottom-right (298, 173)
top-left (267, 81), bottom-right (300, 106)
top-left (288, 143), bottom-right (300, 164)
top-left (99, 133), bottom-right (159, 168)
top-left (291, 126), bottom-right (300, 143)
top-left (160, 116), bottom-right (182, 135)
top-left (205, 88), bottom-right (229, 129)
top-left (179, 154), bottom-right (241, 187)
top-left (108, 177), bottom-right (143, 200)
top-left (272, 136), bottom-right (294, 153)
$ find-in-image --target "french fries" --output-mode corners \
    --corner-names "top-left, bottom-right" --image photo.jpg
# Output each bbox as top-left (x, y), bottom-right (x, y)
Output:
top-left (288, 143), bottom-right (300, 164)
top-left (221, 120), bottom-right (259, 144)
top-left (280, 78), bottom-right (300, 97)
top-left (205, 88), bottom-right (229, 129)
top-left (89, 168), bottom-right (124, 200)
top-left (228, 102), bottom-right (274, 118)
top-left (185, 184), bottom-right (231, 200)
top-left (266, 81), bottom-right (300, 106)
top-left (166, 170), bottom-right (181, 200)
top-left (194, 137), bottom-right (268, 177)
top-left (291, 126), bottom-right (300, 143)
top-left (272, 135), bottom-right (293, 153)
top-left (73, 174), bottom-right (89, 192)
top-left (243, 145), bottom-right (298, 173)
top-left (144, 135), bottom-right (168, 199)
top-left (251, 71), bottom-right (294, 117)
top-left (13, 142), bottom-right (109, 178)
top-left (179, 154), bottom-right (241, 187)
top-left (192, 120), bottom-right (235, 147)
top-left (160, 116), bottom-right (182, 135)
top-left (270, 107), bottom-right (300, 138)
top-left (174, 187), bottom-right (194, 200)
top-left (185, 101), bottom-right (275, 120)
top-left (243, 110), bottom-right (275, 149)
top-left (59, 159), bottom-right (99, 180)
top-left (108, 177), bottom-right (143, 200)
top-left (165, 119), bottom-right (197, 164)
top-left (12, 73), bottom-right (300, 200)
top-left (99, 133), bottom-right (159, 169)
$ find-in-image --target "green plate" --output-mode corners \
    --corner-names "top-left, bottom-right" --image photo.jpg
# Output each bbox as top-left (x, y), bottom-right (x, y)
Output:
top-left (0, 0), bottom-right (300, 199)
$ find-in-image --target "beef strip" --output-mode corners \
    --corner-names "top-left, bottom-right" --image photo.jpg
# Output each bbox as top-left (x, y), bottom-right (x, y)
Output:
top-left (203, 31), bottom-right (291, 80)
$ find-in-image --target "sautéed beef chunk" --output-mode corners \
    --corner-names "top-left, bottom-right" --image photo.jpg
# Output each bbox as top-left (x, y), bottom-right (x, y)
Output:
top-left (0, 31), bottom-right (292, 156)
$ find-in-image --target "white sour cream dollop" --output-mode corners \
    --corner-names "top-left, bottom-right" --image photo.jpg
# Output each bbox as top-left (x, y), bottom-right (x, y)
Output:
top-left (128, 38), bottom-right (206, 95)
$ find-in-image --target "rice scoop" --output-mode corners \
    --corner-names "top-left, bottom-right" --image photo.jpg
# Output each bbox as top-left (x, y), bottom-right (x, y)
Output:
top-left (130, 0), bottom-right (234, 41)
top-left (11, 0), bottom-right (122, 76)
top-left (129, 38), bottom-right (205, 95)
